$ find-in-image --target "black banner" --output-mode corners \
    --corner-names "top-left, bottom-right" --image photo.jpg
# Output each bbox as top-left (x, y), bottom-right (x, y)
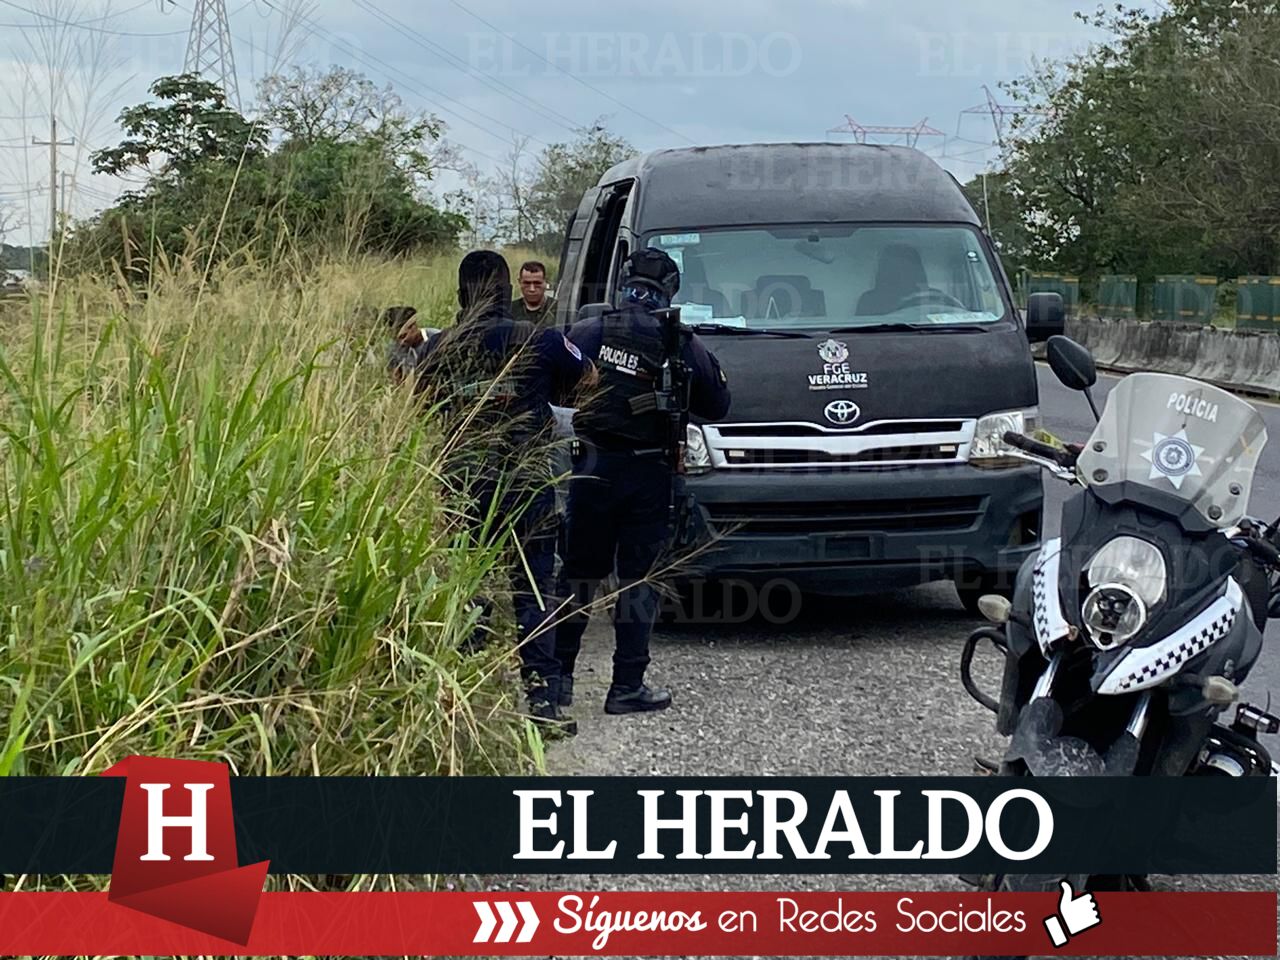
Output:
top-left (0, 776), bottom-right (1272, 875)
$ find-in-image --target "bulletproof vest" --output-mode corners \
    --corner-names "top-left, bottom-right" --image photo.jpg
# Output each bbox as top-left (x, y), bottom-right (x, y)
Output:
top-left (419, 314), bottom-right (545, 454)
top-left (575, 308), bottom-right (669, 448)
top-left (465, 326), bottom-right (534, 404)
top-left (422, 315), bottom-right (533, 402)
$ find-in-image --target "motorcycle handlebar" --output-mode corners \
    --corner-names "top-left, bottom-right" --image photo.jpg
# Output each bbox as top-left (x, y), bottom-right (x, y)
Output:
top-left (1245, 536), bottom-right (1280, 570)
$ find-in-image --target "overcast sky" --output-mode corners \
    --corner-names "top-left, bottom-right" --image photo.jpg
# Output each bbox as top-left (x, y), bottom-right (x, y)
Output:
top-left (0, 0), bottom-right (1149, 246)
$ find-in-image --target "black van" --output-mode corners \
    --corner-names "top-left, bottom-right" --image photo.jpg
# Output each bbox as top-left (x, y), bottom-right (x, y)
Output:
top-left (555, 143), bottom-right (1064, 609)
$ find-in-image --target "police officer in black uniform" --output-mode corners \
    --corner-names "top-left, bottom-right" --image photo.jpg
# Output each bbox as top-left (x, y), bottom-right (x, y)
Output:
top-left (556, 248), bottom-right (731, 714)
top-left (417, 250), bottom-right (591, 733)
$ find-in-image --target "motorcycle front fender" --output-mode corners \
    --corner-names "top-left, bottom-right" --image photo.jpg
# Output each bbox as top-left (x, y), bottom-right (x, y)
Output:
top-left (1005, 698), bottom-right (1141, 777)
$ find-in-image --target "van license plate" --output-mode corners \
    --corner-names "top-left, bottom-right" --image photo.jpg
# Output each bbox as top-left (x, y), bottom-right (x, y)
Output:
top-left (820, 536), bottom-right (880, 561)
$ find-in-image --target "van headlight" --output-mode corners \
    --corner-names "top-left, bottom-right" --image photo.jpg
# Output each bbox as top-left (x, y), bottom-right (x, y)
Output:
top-left (685, 424), bottom-right (712, 473)
top-left (1081, 536), bottom-right (1167, 649)
top-left (970, 408), bottom-right (1038, 466)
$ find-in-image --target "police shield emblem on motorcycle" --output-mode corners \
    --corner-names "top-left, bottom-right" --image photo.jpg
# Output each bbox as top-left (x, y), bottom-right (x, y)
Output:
top-left (1143, 430), bottom-right (1205, 489)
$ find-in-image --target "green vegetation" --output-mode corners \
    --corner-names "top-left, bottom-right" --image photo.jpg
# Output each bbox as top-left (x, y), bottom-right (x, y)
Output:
top-left (0, 254), bottom-right (547, 780)
top-left (0, 58), bottom-right (634, 787)
top-left (974, 1), bottom-right (1280, 288)
top-left (68, 72), bottom-right (466, 281)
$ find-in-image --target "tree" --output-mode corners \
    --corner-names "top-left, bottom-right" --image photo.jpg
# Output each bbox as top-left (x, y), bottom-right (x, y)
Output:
top-left (70, 73), bottom-right (464, 278)
top-left (0, 204), bottom-right (17, 252)
top-left (256, 65), bottom-right (447, 180)
top-left (90, 74), bottom-right (267, 181)
top-left (962, 171), bottom-right (1035, 273)
top-left (996, 1), bottom-right (1280, 279)
top-left (524, 121), bottom-right (635, 248)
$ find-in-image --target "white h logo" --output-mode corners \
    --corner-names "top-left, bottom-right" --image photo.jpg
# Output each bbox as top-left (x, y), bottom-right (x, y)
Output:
top-left (138, 783), bottom-right (216, 862)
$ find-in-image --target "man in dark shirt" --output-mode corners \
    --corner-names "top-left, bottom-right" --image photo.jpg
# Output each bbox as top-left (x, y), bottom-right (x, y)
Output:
top-left (418, 250), bottom-right (591, 733)
top-left (510, 260), bottom-right (558, 326)
top-left (556, 249), bottom-right (731, 715)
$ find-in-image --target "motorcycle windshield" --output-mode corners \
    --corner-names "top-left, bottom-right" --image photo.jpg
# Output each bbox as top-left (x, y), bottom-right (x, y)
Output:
top-left (1077, 373), bottom-right (1267, 527)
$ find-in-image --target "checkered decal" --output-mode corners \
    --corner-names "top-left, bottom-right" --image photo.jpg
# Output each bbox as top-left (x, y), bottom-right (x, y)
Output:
top-left (1097, 578), bottom-right (1244, 695)
top-left (1031, 538), bottom-right (1071, 655)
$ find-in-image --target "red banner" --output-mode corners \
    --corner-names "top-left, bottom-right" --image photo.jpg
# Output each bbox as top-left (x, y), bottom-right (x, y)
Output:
top-left (0, 891), bottom-right (1272, 956)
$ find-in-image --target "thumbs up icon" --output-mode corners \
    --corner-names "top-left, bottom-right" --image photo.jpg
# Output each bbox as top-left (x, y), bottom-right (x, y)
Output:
top-left (1043, 881), bottom-right (1102, 948)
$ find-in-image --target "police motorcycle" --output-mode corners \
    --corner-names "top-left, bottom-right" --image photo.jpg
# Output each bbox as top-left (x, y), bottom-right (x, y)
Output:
top-left (960, 336), bottom-right (1280, 895)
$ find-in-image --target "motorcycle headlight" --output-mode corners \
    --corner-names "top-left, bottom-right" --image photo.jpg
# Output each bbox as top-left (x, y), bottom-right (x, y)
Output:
top-left (685, 424), bottom-right (711, 474)
top-left (970, 408), bottom-right (1039, 466)
top-left (1081, 536), bottom-right (1167, 649)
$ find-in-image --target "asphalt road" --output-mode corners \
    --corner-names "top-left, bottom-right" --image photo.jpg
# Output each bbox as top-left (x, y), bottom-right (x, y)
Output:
top-left (535, 364), bottom-right (1279, 959)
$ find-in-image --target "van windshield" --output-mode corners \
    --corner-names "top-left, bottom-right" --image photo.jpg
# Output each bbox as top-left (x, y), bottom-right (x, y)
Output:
top-left (645, 225), bottom-right (1008, 331)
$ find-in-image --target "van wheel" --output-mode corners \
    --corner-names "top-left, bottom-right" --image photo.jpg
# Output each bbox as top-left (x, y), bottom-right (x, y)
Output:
top-left (955, 574), bottom-right (1010, 617)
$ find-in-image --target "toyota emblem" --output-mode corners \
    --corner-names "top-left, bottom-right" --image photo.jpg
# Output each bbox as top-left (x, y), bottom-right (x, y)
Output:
top-left (824, 400), bottom-right (861, 425)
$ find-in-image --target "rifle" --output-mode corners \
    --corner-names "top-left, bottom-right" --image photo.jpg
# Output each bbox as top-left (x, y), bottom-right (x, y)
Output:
top-left (652, 306), bottom-right (695, 540)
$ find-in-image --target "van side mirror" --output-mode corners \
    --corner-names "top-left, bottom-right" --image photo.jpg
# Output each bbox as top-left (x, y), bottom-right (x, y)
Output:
top-left (1025, 292), bottom-right (1065, 343)
top-left (1046, 335), bottom-right (1097, 391)
top-left (576, 302), bottom-right (611, 324)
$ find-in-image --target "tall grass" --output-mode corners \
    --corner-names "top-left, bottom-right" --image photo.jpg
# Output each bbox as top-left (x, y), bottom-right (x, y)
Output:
top-left (0, 253), bottom-right (543, 780)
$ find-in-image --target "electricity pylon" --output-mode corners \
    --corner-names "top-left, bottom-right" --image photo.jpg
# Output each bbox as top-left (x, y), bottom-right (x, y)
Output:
top-left (184, 0), bottom-right (241, 109)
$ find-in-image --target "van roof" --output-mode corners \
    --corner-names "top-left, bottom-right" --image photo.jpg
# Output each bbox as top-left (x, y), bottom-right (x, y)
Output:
top-left (598, 142), bottom-right (980, 231)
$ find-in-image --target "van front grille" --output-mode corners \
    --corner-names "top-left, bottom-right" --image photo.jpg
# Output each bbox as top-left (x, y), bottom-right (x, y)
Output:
top-left (703, 496), bottom-right (986, 537)
top-left (722, 444), bottom-right (959, 466)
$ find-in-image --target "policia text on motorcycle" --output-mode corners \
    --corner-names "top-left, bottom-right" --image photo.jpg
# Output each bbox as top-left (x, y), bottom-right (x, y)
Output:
top-left (415, 251), bottom-right (593, 733)
top-left (555, 248), bottom-right (732, 715)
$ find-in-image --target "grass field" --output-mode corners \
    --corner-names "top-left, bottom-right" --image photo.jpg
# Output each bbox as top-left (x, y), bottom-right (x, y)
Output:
top-left (0, 252), bottom-right (549, 790)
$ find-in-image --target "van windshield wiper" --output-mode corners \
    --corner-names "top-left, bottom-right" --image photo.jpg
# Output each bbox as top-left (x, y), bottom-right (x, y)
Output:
top-left (826, 322), bottom-right (987, 334)
top-left (686, 323), bottom-right (813, 339)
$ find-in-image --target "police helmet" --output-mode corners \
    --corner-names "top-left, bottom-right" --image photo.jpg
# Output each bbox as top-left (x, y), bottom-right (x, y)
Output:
top-left (621, 248), bottom-right (680, 301)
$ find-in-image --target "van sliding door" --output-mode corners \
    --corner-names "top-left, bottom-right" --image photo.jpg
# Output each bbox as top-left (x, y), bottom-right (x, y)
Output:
top-left (577, 180), bottom-right (634, 310)
top-left (556, 187), bottom-right (601, 329)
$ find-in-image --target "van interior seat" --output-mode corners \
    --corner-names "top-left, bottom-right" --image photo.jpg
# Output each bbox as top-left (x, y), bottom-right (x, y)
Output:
top-left (856, 244), bottom-right (928, 315)
top-left (744, 275), bottom-right (825, 319)
top-left (674, 249), bottom-right (730, 316)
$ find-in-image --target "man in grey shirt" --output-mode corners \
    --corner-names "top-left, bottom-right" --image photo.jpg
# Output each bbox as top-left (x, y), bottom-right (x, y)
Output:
top-left (384, 306), bottom-right (430, 385)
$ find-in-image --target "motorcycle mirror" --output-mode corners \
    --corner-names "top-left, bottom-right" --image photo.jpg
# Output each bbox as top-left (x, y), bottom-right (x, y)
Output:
top-left (1046, 336), bottom-right (1098, 391)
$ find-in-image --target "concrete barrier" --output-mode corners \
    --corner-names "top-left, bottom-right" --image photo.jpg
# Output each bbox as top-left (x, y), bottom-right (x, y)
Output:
top-left (1058, 316), bottom-right (1280, 396)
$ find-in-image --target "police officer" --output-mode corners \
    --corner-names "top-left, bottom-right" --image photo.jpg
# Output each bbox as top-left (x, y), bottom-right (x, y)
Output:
top-left (417, 250), bottom-right (592, 734)
top-left (556, 249), bottom-right (731, 714)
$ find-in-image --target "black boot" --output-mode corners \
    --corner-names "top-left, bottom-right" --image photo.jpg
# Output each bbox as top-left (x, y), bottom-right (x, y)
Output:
top-left (559, 675), bottom-right (574, 707)
top-left (604, 683), bottom-right (672, 715)
top-left (529, 680), bottom-right (578, 737)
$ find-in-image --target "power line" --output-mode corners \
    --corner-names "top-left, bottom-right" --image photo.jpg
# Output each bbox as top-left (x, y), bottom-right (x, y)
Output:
top-left (262, 0), bottom-right (551, 147)
top-left (0, 0), bottom-right (187, 35)
top-left (827, 115), bottom-right (945, 147)
top-left (958, 85), bottom-right (1049, 147)
top-left (239, 0), bottom-right (521, 164)
top-left (444, 0), bottom-right (694, 145)
top-left (353, 0), bottom-right (584, 137)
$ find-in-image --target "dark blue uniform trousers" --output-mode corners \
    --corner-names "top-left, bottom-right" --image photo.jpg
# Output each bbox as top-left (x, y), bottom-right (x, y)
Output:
top-left (472, 480), bottom-right (561, 692)
top-left (555, 450), bottom-right (672, 690)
